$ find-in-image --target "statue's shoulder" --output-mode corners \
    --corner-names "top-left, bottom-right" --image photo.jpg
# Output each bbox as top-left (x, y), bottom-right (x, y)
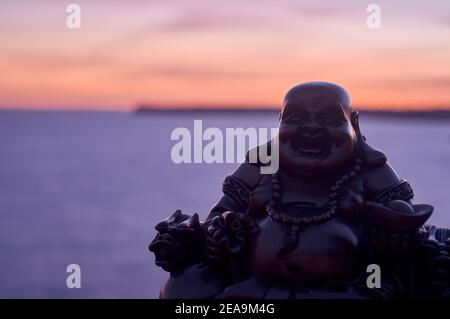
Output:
top-left (362, 161), bottom-right (409, 201)
top-left (226, 161), bottom-right (263, 191)
top-left (217, 148), bottom-right (267, 214)
top-left (210, 162), bottom-right (263, 219)
top-left (224, 141), bottom-right (271, 190)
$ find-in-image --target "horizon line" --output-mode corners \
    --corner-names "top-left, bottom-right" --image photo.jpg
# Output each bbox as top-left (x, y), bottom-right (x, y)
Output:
top-left (1, 105), bottom-right (450, 114)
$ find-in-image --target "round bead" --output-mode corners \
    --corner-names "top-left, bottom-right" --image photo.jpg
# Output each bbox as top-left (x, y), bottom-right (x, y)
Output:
top-left (356, 158), bottom-right (362, 164)
top-left (272, 192), bottom-right (281, 200)
top-left (273, 184), bottom-right (280, 191)
top-left (329, 192), bottom-right (338, 199)
top-left (291, 225), bottom-right (300, 231)
top-left (331, 186), bottom-right (338, 191)
top-left (313, 216), bottom-right (322, 222)
top-left (349, 171), bottom-right (356, 178)
top-left (354, 165), bottom-right (361, 172)
top-left (303, 217), bottom-right (312, 223)
top-left (282, 215), bottom-right (290, 223)
top-left (342, 175), bottom-right (349, 181)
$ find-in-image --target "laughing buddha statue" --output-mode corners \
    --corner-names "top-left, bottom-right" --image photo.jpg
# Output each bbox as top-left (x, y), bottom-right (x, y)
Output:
top-left (149, 82), bottom-right (450, 299)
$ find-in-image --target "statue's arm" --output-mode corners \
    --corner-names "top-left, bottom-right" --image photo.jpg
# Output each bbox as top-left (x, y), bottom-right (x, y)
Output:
top-left (362, 162), bottom-right (423, 231)
top-left (363, 162), bottom-right (412, 203)
top-left (361, 162), bottom-right (450, 297)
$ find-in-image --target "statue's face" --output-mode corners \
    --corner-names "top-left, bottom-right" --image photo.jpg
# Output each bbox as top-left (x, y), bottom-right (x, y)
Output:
top-left (277, 82), bottom-right (356, 175)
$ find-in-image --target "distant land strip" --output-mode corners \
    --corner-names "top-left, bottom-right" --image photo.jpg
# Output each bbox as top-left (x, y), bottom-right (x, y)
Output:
top-left (135, 106), bottom-right (450, 119)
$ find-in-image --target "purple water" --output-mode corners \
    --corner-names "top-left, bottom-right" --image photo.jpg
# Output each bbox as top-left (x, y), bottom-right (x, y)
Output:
top-left (0, 111), bottom-right (448, 298)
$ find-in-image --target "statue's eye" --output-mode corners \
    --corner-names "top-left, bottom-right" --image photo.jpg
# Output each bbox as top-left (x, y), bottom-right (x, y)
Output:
top-left (284, 114), bottom-right (306, 124)
top-left (288, 115), bottom-right (302, 122)
top-left (319, 115), bottom-right (340, 126)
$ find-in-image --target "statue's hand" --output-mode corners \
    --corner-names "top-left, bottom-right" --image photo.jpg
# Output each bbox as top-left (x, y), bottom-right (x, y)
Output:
top-left (149, 210), bottom-right (203, 272)
top-left (205, 211), bottom-right (258, 263)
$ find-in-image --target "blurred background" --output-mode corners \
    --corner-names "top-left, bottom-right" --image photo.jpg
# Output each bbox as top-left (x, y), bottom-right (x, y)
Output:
top-left (0, 0), bottom-right (449, 298)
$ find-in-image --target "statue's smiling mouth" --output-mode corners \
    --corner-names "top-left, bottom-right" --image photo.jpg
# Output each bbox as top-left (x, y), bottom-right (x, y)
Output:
top-left (290, 130), bottom-right (332, 157)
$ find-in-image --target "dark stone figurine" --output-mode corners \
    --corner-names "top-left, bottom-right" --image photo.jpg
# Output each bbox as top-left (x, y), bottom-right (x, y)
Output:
top-left (149, 82), bottom-right (450, 299)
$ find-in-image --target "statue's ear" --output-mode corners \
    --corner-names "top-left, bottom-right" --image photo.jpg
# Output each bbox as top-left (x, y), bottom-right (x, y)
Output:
top-left (351, 111), bottom-right (387, 168)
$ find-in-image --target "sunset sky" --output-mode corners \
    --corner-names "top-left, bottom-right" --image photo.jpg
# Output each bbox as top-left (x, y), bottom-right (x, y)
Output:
top-left (0, 0), bottom-right (449, 110)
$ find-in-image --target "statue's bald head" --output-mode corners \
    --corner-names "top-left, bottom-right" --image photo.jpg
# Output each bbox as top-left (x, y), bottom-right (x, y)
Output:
top-left (282, 81), bottom-right (352, 119)
top-left (277, 81), bottom-right (357, 175)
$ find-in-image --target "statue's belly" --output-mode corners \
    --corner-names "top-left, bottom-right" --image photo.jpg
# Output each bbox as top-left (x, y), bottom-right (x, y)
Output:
top-left (246, 217), bottom-right (363, 283)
